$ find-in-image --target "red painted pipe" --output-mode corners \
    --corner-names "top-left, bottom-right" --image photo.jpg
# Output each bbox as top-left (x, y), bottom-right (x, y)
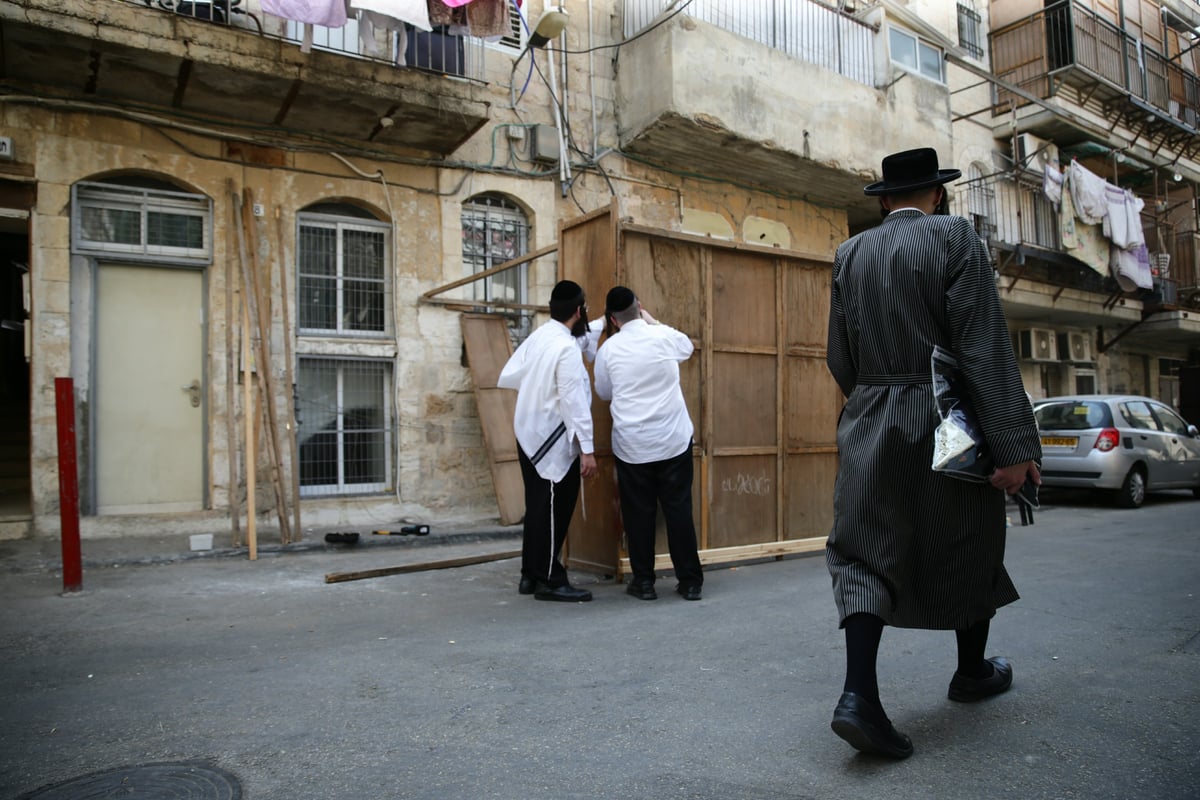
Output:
top-left (55, 377), bottom-right (82, 593)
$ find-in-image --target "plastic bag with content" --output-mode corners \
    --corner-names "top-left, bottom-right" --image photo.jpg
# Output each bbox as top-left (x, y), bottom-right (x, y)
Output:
top-left (930, 346), bottom-right (993, 482)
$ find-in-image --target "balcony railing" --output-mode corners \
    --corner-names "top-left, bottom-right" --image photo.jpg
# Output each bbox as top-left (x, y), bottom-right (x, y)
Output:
top-left (131, 0), bottom-right (488, 80)
top-left (949, 171), bottom-right (1200, 308)
top-left (990, 0), bottom-right (1200, 132)
top-left (624, 0), bottom-right (876, 87)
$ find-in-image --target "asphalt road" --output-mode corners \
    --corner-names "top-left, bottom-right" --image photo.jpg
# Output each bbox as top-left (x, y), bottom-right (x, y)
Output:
top-left (1, 491), bottom-right (1197, 799)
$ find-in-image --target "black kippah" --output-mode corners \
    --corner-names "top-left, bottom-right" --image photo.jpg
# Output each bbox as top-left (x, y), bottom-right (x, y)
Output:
top-left (605, 286), bottom-right (636, 314)
top-left (551, 280), bottom-right (584, 304)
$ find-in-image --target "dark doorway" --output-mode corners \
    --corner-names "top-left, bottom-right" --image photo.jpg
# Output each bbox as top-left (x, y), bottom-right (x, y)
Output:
top-left (0, 229), bottom-right (31, 522)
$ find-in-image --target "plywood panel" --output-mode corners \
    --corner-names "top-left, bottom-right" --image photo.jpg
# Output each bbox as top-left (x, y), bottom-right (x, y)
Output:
top-left (560, 202), bottom-right (617, 320)
top-left (712, 352), bottom-right (776, 448)
top-left (712, 250), bottom-right (775, 347)
top-left (708, 455), bottom-right (777, 548)
top-left (784, 453), bottom-right (838, 539)
top-left (785, 357), bottom-right (841, 448)
top-left (784, 259), bottom-right (833, 350)
top-left (460, 314), bottom-right (523, 525)
top-left (623, 233), bottom-right (705, 339)
top-left (567, 455), bottom-right (623, 575)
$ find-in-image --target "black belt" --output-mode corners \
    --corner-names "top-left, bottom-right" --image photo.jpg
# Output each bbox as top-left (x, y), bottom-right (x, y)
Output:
top-left (857, 373), bottom-right (930, 385)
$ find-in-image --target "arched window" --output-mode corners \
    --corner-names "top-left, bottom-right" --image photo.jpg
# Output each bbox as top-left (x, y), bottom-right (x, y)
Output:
top-left (297, 203), bottom-right (390, 336)
top-left (461, 193), bottom-right (531, 337)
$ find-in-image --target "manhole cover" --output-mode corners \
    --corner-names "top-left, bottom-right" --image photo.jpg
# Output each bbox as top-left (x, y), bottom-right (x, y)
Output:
top-left (16, 761), bottom-right (241, 799)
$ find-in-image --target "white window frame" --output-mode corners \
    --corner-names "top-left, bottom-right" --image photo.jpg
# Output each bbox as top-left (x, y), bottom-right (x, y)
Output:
top-left (889, 26), bottom-right (945, 84)
top-left (296, 212), bottom-right (392, 339)
top-left (71, 181), bottom-right (212, 265)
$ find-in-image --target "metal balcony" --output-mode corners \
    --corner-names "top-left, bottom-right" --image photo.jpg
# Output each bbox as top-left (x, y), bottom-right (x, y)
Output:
top-left (990, 0), bottom-right (1200, 161)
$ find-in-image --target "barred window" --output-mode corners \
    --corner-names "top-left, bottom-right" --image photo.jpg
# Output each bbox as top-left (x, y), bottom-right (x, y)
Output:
top-left (296, 357), bottom-right (392, 496)
top-left (297, 211), bottom-right (390, 336)
top-left (72, 180), bottom-right (211, 264)
top-left (957, 3), bottom-right (984, 60)
top-left (461, 193), bottom-right (532, 340)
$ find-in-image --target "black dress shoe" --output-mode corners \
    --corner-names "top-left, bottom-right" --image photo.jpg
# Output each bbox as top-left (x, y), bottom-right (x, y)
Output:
top-left (534, 583), bottom-right (593, 602)
top-left (625, 580), bottom-right (657, 600)
top-left (830, 691), bottom-right (913, 759)
top-left (518, 575), bottom-right (537, 595)
top-left (676, 583), bottom-right (702, 601)
top-left (948, 656), bottom-right (1013, 702)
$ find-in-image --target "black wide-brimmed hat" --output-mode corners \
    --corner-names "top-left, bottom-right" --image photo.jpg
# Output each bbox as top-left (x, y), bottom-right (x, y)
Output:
top-left (863, 147), bottom-right (961, 196)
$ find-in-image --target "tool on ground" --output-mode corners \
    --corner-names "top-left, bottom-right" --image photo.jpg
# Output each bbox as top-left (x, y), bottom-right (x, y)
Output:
top-left (324, 532), bottom-right (360, 544)
top-left (372, 525), bottom-right (430, 536)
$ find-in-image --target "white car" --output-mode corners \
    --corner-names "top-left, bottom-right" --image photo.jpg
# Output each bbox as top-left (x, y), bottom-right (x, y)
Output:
top-left (1033, 395), bottom-right (1200, 508)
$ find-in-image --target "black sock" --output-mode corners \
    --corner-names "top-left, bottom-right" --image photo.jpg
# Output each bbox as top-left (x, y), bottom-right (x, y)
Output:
top-left (955, 619), bottom-right (992, 679)
top-left (843, 613), bottom-right (884, 704)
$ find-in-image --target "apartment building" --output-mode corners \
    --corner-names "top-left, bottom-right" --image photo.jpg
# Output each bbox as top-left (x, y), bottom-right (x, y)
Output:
top-left (939, 0), bottom-right (1200, 410)
top-left (0, 0), bottom-right (1195, 546)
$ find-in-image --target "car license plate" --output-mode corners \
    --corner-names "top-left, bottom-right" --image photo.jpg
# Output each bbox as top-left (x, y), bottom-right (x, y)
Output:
top-left (1041, 436), bottom-right (1078, 447)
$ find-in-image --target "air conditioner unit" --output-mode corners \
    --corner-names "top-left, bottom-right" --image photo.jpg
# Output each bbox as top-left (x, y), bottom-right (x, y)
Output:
top-left (1057, 331), bottom-right (1093, 363)
top-left (1014, 133), bottom-right (1057, 170)
top-left (1019, 328), bottom-right (1058, 361)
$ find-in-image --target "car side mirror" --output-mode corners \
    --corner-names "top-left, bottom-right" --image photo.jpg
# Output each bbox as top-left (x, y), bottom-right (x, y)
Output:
top-left (1189, 424), bottom-right (1199, 437)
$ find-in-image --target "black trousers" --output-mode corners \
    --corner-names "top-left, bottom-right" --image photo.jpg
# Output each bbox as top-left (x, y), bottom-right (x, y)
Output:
top-left (518, 446), bottom-right (580, 588)
top-left (615, 445), bottom-right (703, 586)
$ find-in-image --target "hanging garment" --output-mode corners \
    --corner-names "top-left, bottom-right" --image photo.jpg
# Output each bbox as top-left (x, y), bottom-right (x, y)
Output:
top-left (1059, 176), bottom-right (1080, 251)
top-left (428, 0), bottom-right (467, 26)
top-left (1043, 162), bottom-right (1063, 207)
top-left (1068, 160), bottom-right (1109, 225)
top-left (1111, 245), bottom-right (1140, 292)
top-left (261, 0), bottom-right (347, 26)
top-left (351, 0), bottom-right (430, 28)
top-left (466, 0), bottom-right (509, 39)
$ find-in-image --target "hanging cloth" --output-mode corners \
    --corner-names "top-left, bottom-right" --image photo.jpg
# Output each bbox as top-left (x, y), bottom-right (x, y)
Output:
top-left (466, 0), bottom-right (509, 40)
top-left (351, 0), bottom-right (431, 29)
top-left (261, 0), bottom-right (348, 26)
top-left (1068, 160), bottom-right (1109, 225)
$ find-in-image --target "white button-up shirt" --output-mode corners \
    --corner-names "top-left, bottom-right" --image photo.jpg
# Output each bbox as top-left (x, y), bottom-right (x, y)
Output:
top-left (593, 319), bottom-right (695, 464)
top-left (497, 318), bottom-right (597, 482)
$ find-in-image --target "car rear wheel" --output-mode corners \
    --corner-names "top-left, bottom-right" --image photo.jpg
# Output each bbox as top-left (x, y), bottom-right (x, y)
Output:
top-left (1115, 467), bottom-right (1146, 508)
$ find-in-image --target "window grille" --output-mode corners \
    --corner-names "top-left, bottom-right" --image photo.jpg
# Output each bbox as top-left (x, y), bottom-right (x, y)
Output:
top-left (72, 181), bottom-right (212, 264)
top-left (296, 357), bottom-right (392, 496)
top-left (461, 194), bottom-right (532, 340)
top-left (297, 213), bottom-right (390, 336)
top-left (957, 3), bottom-right (983, 60)
top-left (888, 27), bottom-right (944, 83)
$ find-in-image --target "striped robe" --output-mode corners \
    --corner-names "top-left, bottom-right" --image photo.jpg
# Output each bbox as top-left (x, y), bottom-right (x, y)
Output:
top-left (825, 210), bottom-right (1042, 630)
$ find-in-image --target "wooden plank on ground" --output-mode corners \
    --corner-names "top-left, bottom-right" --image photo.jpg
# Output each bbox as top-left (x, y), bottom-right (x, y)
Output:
top-left (325, 549), bottom-right (522, 584)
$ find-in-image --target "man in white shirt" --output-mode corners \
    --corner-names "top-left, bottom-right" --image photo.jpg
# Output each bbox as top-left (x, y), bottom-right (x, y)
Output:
top-left (593, 286), bottom-right (703, 601)
top-left (497, 280), bottom-right (598, 602)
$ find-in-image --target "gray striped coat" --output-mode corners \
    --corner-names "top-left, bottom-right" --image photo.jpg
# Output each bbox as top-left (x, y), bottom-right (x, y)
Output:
top-left (825, 210), bottom-right (1042, 630)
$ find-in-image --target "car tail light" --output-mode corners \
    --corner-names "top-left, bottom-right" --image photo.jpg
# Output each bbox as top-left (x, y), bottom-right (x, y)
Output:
top-left (1093, 428), bottom-right (1120, 452)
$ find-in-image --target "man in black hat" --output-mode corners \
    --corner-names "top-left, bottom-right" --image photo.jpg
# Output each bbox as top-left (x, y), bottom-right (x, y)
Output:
top-left (824, 148), bottom-right (1042, 758)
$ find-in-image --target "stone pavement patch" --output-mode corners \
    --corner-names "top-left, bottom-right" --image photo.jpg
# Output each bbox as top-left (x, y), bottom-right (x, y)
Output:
top-left (15, 761), bottom-right (240, 799)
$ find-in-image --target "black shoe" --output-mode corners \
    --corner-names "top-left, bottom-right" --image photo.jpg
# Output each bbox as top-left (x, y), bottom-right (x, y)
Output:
top-left (534, 583), bottom-right (593, 602)
top-left (518, 575), bottom-right (537, 595)
top-left (948, 656), bottom-right (1013, 702)
top-left (676, 583), bottom-right (702, 601)
top-left (830, 692), bottom-right (913, 759)
top-left (625, 580), bottom-right (657, 600)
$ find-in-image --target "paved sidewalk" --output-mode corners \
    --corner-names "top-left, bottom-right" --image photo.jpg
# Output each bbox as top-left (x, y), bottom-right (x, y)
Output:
top-left (0, 517), bottom-right (524, 574)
